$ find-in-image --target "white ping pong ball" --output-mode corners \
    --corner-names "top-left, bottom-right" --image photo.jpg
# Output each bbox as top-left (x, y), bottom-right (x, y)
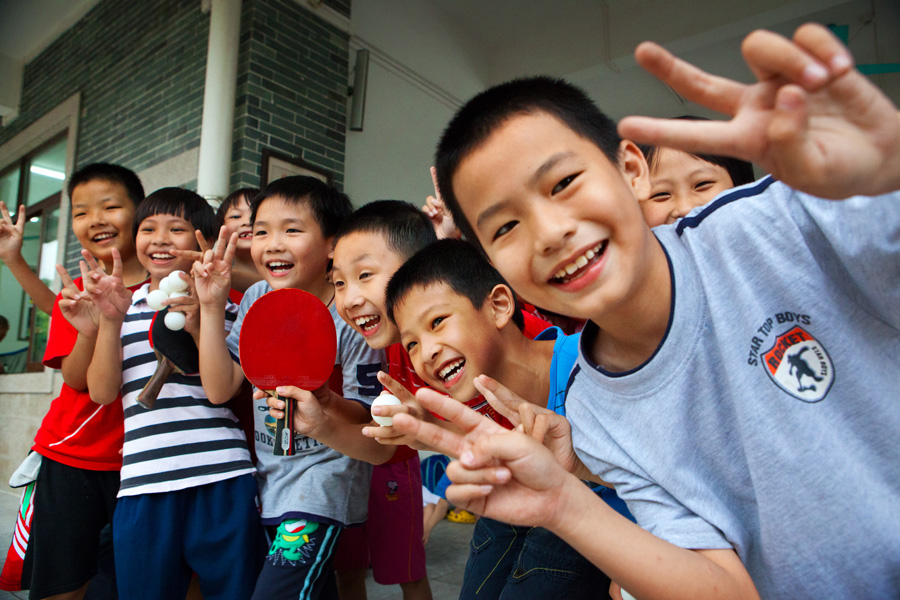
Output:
top-left (371, 395), bottom-right (401, 426)
top-left (164, 311), bottom-right (186, 331)
top-left (158, 276), bottom-right (176, 295)
top-left (168, 271), bottom-right (189, 292)
top-left (147, 289), bottom-right (169, 311)
top-left (169, 291), bottom-right (189, 300)
top-left (620, 590), bottom-right (637, 600)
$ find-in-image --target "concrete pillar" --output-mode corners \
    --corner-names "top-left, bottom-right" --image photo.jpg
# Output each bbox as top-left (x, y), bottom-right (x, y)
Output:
top-left (197, 0), bottom-right (242, 202)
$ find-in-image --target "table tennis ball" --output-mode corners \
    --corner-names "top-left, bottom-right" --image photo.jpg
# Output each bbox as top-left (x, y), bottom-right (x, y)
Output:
top-left (620, 590), bottom-right (637, 600)
top-left (158, 276), bottom-right (176, 295)
top-left (168, 271), bottom-right (189, 292)
top-left (164, 310), bottom-right (186, 331)
top-left (169, 291), bottom-right (189, 300)
top-left (147, 289), bottom-right (169, 311)
top-left (371, 395), bottom-right (402, 426)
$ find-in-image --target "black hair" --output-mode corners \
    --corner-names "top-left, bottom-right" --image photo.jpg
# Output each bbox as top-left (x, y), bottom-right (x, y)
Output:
top-left (67, 163), bottom-right (145, 207)
top-left (216, 187), bottom-right (259, 226)
top-left (133, 187), bottom-right (217, 241)
top-left (385, 239), bottom-right (524, 331)
top-left (638, 116), bottom-right (755, 187)
top-left (435, 76), bottom-right (620, 248)
top-left (250, 176), bottom-right (352, 239)
top-left (334, 200), bottom-right (438, 262)
top-left (0, 315), bottom-right (8, 329)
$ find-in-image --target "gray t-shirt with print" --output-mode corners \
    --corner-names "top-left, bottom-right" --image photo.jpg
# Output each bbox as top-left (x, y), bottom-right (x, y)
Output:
top-left (567, 178), bottom-right (900, 599)
top-left (227, 280), bottom-right (384, 526)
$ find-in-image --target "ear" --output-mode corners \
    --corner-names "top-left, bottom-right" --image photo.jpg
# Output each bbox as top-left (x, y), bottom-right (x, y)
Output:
top-left (487, 284), bottom-right (516, 330)
top-left (617, 140), bottom-right (652, 202)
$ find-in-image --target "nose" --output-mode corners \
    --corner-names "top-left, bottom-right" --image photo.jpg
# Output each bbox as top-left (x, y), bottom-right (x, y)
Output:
top-left (532, 203), bottom-right (577, 256)
top-left (87, 207), bottom-right (108, 228)
top-left (341, 282), bottom-right (364, 311)
top-left (420, 335), bottom-right (441, 366)
top-left (669, 194), bottom-right (698, 223)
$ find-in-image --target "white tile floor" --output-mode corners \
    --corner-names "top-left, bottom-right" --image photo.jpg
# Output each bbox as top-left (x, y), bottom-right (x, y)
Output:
top-left (0, 490), bottom-right (473, 600)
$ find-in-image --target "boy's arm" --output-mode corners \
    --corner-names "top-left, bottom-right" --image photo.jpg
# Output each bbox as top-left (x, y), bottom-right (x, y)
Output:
top-left (619, 24), bottom-right (900, 199)
top-left (195, 228), bottom-right (246, 403)
top-left (0, 202), bottom-right (56, 314)
top-left (82, 250), bottom-right (131, 404)
top-left (394, 392), bottom-right (760, 600)
top-left (55, 265), bottom-right (100, 390)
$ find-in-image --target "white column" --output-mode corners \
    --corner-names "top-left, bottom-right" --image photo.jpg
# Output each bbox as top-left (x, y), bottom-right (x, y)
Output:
top-left (197, 0), bottom-right (242, 202)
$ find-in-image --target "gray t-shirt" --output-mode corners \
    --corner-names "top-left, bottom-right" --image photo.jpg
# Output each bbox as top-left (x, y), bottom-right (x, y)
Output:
top-left (227, 281), bottom-right (384, 526)
top-left (567, 178), bottom-right (900, 599)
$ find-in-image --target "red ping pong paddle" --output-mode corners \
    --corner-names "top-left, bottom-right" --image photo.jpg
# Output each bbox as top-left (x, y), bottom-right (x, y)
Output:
top-left (137, 307), bottom-right (199, 410)
top-left (239, 288), bottom-right (337, 456)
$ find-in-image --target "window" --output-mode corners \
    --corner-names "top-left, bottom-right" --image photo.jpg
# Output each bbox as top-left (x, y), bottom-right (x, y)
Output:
top-left (0, 135), bottom-right (67, 374)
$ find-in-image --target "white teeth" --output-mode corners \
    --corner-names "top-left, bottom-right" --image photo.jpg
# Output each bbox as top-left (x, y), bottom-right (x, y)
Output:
top-left (267, 261), bottom-right (292, 269)
top-left (553, 242), bottom-right (605, 281)
top-left (354, 315), bottom-right (380, 330)
top-left (438, 359), bottom-right (465, 381)
top-left (93, 233), bottom-right (115, 241)
top-left (151, 253), bottom-right (174, 260)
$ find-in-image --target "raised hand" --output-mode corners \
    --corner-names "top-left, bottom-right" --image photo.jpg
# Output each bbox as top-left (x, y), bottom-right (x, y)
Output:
top-left (0, 201), bottom-right (25, 263)
top-left (422, 166), bottom-right (461, 240)
top-left (260, 383), bottom-right (330, 439)
top-left (474, 375), bottom-right (589, 479)
top-left (192, 226), bottom-right (237, 307)
top-left (80, 248), bottom-right (132, 321)
top-left (55, 264), bottom-right (99, 337)
top-left (618, 23), bottom-right (900, 199)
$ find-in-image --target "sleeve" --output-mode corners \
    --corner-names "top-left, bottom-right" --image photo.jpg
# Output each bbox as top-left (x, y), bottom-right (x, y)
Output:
top-left (335, 315), bottom-right (385, 406)
top-left (42, 280), bottom-right (81, 369)
top-left (225, 282), bottom-right (265, 363)
top-left (790, 186), bottom-right (900, 328)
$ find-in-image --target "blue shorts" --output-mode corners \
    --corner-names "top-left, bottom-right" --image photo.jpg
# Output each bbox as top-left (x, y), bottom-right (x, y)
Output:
top-left (459, 517), bottom-right (611, 600)
top-left (252, 519), bottom-right (342, 600)
top-left (112, 474), bottom-right (263, 600)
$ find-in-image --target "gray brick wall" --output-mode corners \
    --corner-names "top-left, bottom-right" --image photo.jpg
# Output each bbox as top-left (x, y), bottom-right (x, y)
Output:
top-left (231, 0), bottom-right (350, 190)
top-left (0, 0), bottom-right (209, 269)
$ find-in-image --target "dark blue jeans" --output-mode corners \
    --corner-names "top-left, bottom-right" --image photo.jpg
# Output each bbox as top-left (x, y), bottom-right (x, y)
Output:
top-left (459, 517), bottom-right (611, 599)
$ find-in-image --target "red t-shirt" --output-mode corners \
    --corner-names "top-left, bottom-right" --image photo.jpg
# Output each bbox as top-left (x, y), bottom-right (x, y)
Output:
top-left (33, 277), bottom-right (144, 471)
top-left (386, 343), bottom-right (514, 432)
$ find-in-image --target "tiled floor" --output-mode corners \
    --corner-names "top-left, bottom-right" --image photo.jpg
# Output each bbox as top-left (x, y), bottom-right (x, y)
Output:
top-left (0, 490), bottom-right (472, 600)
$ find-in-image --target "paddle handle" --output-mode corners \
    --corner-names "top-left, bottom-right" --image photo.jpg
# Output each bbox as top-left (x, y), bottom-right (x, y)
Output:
top-left (137, 359), bottom-right (175, 410)
top-left (273, 392), bottom-right (294, 456)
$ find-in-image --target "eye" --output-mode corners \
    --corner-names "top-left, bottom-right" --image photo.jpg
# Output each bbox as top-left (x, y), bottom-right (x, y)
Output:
top-left (359, 272), bottom-right (372, 281)
top-left (405, 340), bottom-right (417, 352)
top-left (73, 212), bottom-right (85, 218)
top-left (694, 180), bottom-right (715, 191)
top-left (333, 279), bottom-right (344, 289)
top-left (493, 221), bottom-right (518, 241)
top-left (228, 214), bottom-right (241, 220)
top-left (650, 191), bottom-right (671, 202)
top-left (286, 228), bottom-right (301, 234)
top-left (253, 229), bottom-right (266, 236)
top-left (431, 316), bottom-right (445, 328)
top-left (552, 174), bottom-right (577, 195)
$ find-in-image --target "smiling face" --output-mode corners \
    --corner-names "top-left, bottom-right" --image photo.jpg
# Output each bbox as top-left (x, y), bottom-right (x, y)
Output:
top-left (134, 212), bottom-right (200, 288)
top-left (250, 197), bottom-right (332, 295)
top-left (332, 231), bottom-right (407, 350)
top-left (451, 111), bottom-right (660, 323)
top-left (70, 179), bottom-right (137, 264)
top-left (640, 148), bottom-right (735, 227)
top-left (395, 282), bottom-right (503, 402)
top-left (222, 195), bottom-right (253, 252)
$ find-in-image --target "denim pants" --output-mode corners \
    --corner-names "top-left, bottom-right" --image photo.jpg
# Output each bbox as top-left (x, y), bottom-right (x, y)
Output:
top-left (459, 517), bottom-right (611, 599)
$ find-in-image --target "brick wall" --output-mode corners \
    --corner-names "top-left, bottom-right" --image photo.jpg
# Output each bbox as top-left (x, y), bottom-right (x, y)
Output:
top-left (231, 0), bottom-right (350, 189)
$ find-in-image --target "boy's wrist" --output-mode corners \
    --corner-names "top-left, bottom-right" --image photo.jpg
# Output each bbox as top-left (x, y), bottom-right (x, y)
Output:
top-left (547, 473), bottom-right (604, 536)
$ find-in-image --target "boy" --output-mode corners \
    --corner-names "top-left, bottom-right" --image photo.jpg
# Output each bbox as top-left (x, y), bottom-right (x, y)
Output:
top-left (385, 238), bottom-right (629, 599)
top-left (329, 200), bottom-right (435, 600)
top-left (85, 188), bottom-right (260, 599)
top-left (194, 176), bottom-right (383, 600)
top-left (4, 163), bottom-right (147, 600)
top-left (395, 24), bottom-right (900, 600)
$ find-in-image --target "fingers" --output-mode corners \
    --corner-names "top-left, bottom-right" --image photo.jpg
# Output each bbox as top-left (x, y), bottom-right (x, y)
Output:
top-left (633, 42), bottom-right (745, 116)
top-left (741, 25), bottom-right (853, 91)
top-left (416, 387), bottom-right (500, 434)
top-left (221, 231), bottom-right (238, 267)
top-left (475, 374), bottom-right (547, 426)
top-left (376, 371), bottom-right (417, 405)
top-left (618, 116), bottom-right (746, 162)
top-left (0, 201), bottom-right (10, 224)
top-left (110, 248), bottom-right (122, 278)
top-left (446, 457), bottom-right (510, 485)
top-left (56, 264), bottom-right (78, 293)
top-left (195, 230), bottom-right (212, 255)
top-left (430, 166), bottom-right (441, 199)
top-left (81, 249), bottom-right (101, 273)
top-left (392, 412), bottom-right (466, 458)
top-left (171, 248), bottom-right (204, 262)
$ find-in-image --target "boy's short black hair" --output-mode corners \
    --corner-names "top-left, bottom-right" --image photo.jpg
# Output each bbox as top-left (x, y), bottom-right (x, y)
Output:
top-left (216, 187), bottom-right (259, 225)
top-left (334, 200), bottom-right (438, 262)
top-left (133, 187), bottom-right (217, 241)
top-left (638, 116), bottom-right (755, 188)
top-left (250, 176), bottom-right (352, 239)
top-left (434, 76), bottom-right (620, 248)
top-left (67, 163), bottom-right (145, 207)
top-left (386, 239), bottom-right (524, 331)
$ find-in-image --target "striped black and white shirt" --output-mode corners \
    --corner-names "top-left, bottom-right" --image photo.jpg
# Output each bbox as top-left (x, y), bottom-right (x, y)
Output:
top-left (118, 283), bottom-right (254, 497)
